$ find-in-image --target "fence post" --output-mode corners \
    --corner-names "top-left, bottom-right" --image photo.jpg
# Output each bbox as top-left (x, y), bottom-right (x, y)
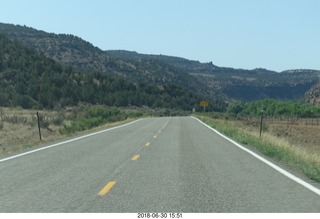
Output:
top-left (259, 111), bottom-right (264, 138)
top-left (36, 111), bottom-right (42, 141)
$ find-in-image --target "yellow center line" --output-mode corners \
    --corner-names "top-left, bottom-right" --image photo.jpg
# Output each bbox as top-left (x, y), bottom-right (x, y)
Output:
top-left (131, 154), bottom-right (141, 161)
top-left (145, 120), bottom-right (171, 147)
top-left (98, 180), bottom-right (117, 197)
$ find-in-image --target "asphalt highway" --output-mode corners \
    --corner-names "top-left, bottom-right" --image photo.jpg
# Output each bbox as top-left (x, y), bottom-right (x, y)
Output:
top-left (0, 117), bottom-right (319, 212)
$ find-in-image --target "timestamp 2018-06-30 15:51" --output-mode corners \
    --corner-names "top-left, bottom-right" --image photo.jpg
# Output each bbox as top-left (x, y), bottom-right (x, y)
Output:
top-left (137, 213), bottom-right (182, 218)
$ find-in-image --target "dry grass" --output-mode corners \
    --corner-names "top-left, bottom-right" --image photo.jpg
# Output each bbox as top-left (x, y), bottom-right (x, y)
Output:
top-left (268, 122), bottom-right (320, 154)
top-left (0, 107), bottom-right (136, 156)
top-left (196, 114), bottom-right (320, 182)
top-left (253, 130), bottom-right (320, 168)
top-left (0, 107), bottom-right (64, 155)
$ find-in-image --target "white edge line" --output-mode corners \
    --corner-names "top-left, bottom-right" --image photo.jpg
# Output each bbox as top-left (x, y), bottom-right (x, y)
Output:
top-left (0, 118), bottom-right (144, 163)
top-left (191, 116), bottom-right (320, 196)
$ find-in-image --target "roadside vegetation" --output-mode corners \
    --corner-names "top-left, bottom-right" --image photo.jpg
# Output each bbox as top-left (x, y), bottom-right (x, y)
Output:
top-left (227, 99), bottom-right (320, 117)
top-left (0, 105), bottom-right (137, 155)
top-left (195, 112), bottom-right (320, 182)
top-left (59, 106), bottom-right (132, 134)
top-left (0, 105), bottom-right (192, 156)
top-left (59, 105), bottom-right (192, 134)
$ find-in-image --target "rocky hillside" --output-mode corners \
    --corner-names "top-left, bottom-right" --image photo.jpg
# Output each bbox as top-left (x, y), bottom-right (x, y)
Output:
top-left (1, 22), bottom-right (319, 102)
top-left (106, 50), bottom-right (320, 101)
top-left (0, 23), bottom-right (111, 73)
top-left (0, 22), bottom-right (223, 103)
top-left (305, 83), bottom-right (320, 105)
top-left (0, 32), bottom-right (216, 111)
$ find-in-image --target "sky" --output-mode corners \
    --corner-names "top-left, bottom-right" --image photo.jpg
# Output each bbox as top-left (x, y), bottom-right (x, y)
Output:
top-left (0, 0), bottom-right (319, 72)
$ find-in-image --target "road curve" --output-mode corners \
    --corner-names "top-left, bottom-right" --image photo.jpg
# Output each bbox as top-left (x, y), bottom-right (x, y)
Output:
top-left (0, 117), bottom-right (319, 212)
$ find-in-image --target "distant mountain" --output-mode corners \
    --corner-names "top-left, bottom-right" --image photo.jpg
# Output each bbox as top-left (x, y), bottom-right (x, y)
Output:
top-left (105, 50), bottom-right (219, 74)
top-left (1, 22), bottom-right (319, 103)
top-left (106, 50), bottom-right (320, 101)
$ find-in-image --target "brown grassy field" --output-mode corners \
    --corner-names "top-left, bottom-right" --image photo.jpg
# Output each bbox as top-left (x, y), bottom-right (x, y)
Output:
top-left (196, 113), bottom-right (320, 182)
top-left (0, 106), bottom-right (142, 156)
top-left (269, 123), bottom-right (320, 154)
top-left (0, 107), bottom-right (64, 155)
top-left (242, 116), bottom-right (320, 154)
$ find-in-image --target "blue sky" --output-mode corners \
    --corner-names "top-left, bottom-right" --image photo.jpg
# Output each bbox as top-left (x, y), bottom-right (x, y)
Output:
top-left (0, 0), bottom-right (319, 72)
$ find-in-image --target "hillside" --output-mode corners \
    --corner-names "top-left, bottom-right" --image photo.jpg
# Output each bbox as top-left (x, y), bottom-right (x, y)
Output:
top-left (106, 50), bottom-right (320, 101)
top-left (305, 83), bottom-right (320, 105)
top-left (0, 23), bottom-right (111, 73)
top-left (0, 32), bottom-right (213, 111)
top-left (0, 22), bottom-right (221, 104)
top-left (1, 22), bottom-right (319, 103)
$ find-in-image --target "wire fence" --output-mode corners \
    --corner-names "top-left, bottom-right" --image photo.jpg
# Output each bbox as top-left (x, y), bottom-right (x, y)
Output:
top-left (240, 116), bottom-right (320, 126)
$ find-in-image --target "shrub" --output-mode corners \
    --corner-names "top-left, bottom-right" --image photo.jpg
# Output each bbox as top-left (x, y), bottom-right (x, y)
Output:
top-left (59, 105), bottom-right (129, 134)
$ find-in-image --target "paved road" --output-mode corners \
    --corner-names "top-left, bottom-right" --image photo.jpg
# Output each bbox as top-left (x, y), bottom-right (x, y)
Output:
top-left (0, 117), bottom-right (319, 212)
